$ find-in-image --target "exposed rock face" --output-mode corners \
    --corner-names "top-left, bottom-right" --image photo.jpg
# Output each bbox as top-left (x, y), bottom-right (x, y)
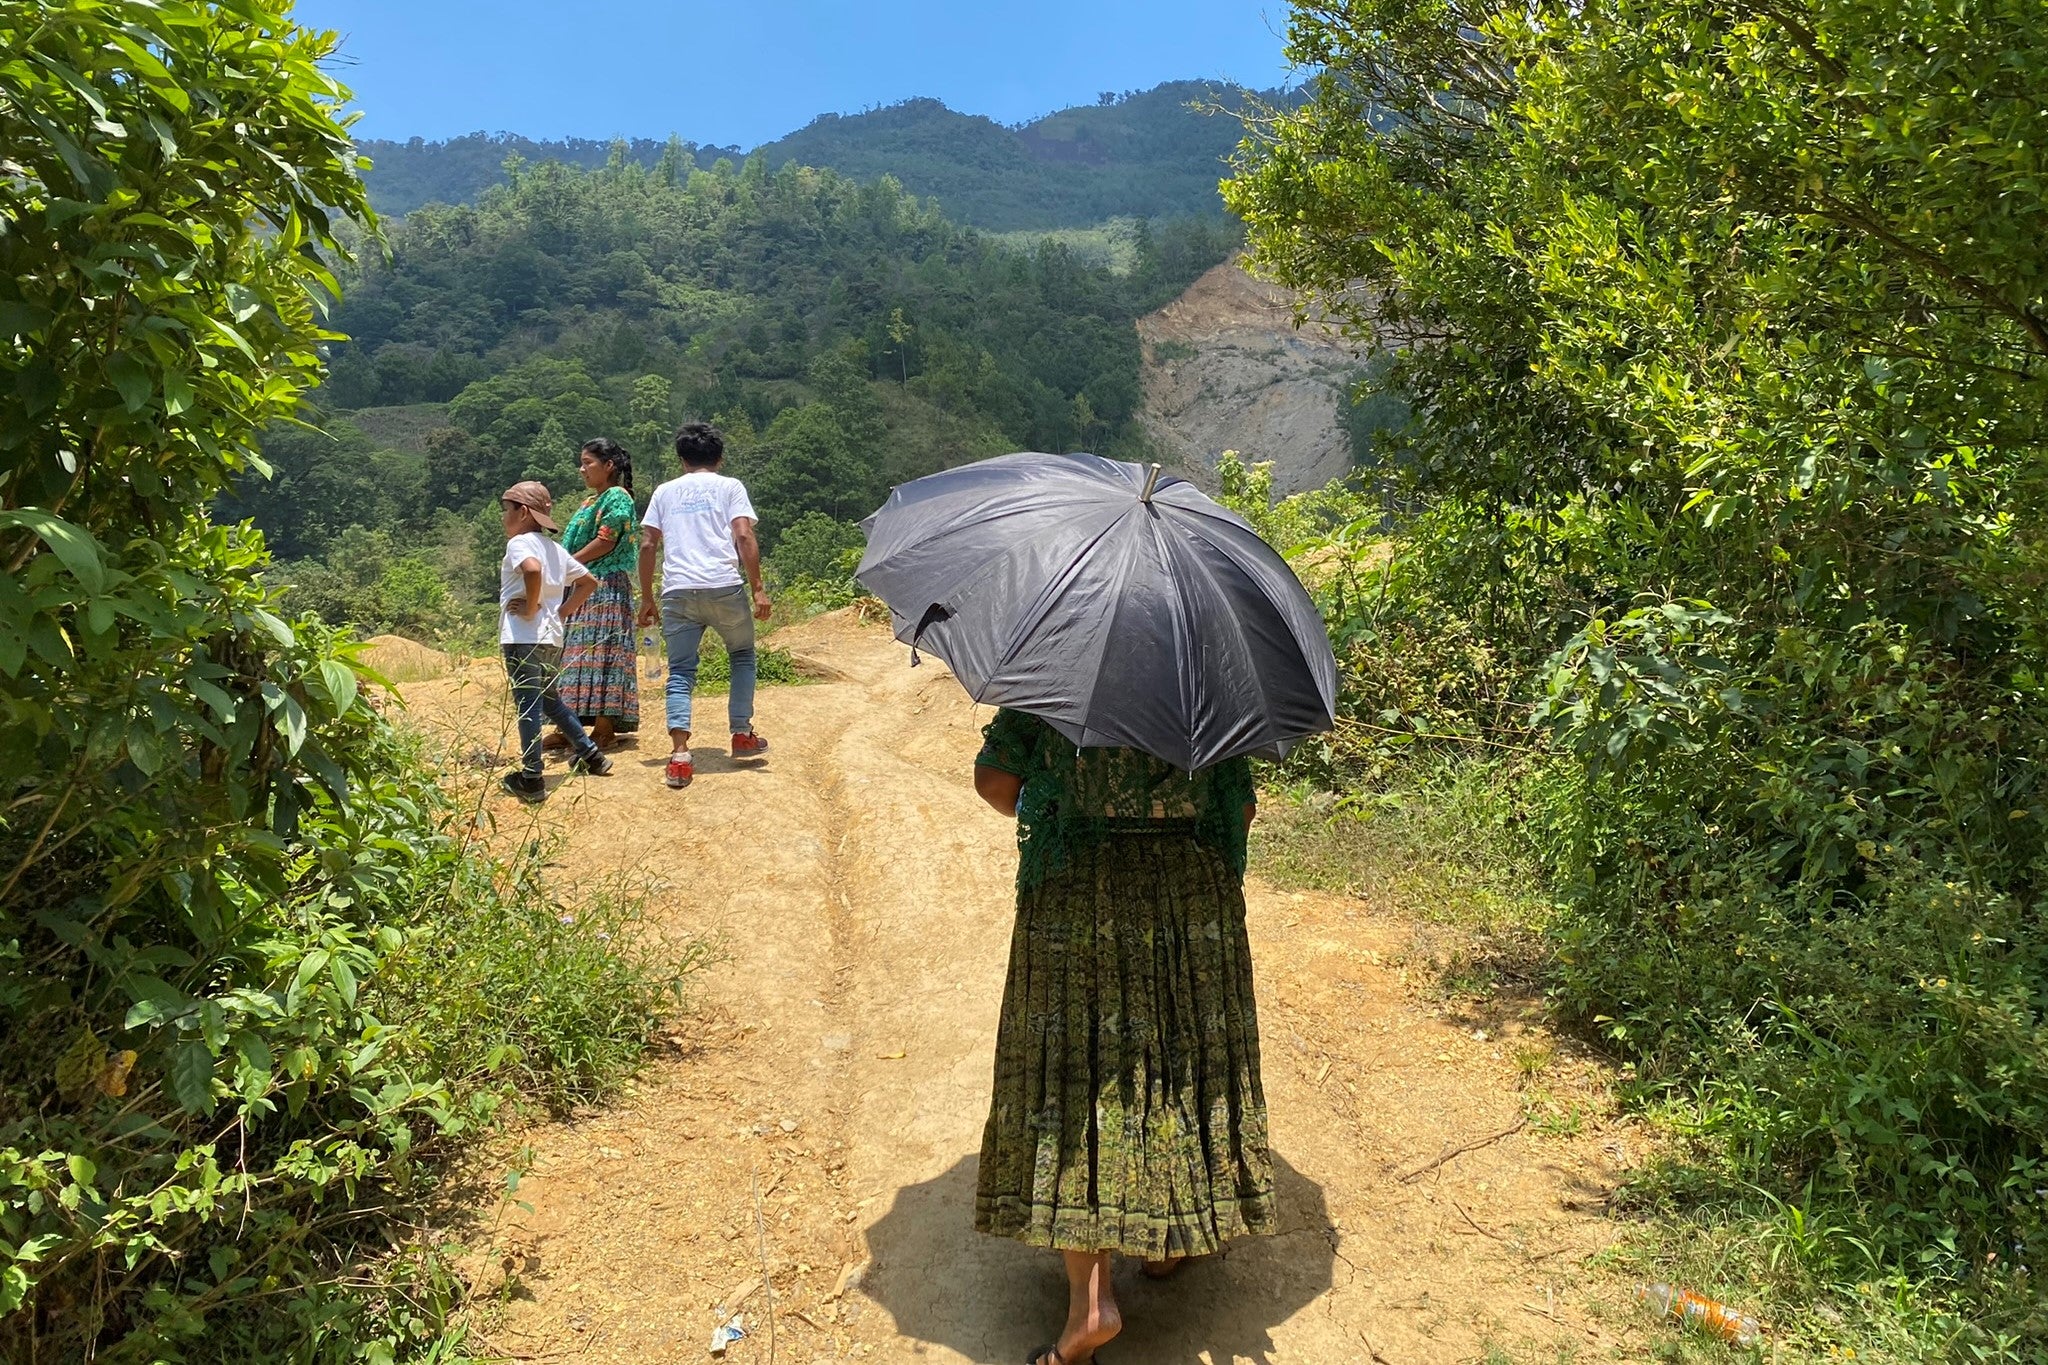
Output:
top-left (1137, 257), bottom-right (1364, 496)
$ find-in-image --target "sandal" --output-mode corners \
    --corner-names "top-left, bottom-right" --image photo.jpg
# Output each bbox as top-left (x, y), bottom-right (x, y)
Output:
top-left (1030, 1346), bottom-right (1107, 1365)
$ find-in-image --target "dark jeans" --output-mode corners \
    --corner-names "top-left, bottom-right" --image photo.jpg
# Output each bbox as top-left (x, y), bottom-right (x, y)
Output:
top-left (503, 644), bottom-right (596, 776)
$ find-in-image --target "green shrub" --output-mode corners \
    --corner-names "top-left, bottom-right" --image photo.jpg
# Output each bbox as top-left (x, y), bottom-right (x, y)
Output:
top-left (1214, 450), bottom-right (1370, 554)
top-left (377, 846), bottom-right (703, 1114)
top-left (686, 635), bottom-right (805, 692)
top-left (765, 511), bottom-right (867, 614)
top-left (771, 511), bottom-right (867, 584)
top-left (1230, 0), bottom-right (2048, 1333)
top-left (0, 8), bottom-right (692, 1358)
top-left (273, 526), bottom-right (454, 637)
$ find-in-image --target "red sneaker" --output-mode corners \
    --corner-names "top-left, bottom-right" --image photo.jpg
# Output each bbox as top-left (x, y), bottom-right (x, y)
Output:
top-left (665, 753), bottom-right (694, 788)
top-left (730, 731), bottom-right (769, 759)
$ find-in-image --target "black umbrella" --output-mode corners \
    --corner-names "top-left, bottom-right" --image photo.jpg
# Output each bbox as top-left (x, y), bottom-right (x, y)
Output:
top-left (856, 451), bottom-right (1337, 770)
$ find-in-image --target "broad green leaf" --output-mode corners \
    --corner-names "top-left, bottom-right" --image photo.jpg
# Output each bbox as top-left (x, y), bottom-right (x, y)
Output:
top-left (316, 659), bottom-right (359, 715)
top-left (124, 976), bottom-right (190, 1029)
top-left (104, 352), bottom-right (151, 411)
top-left (250, 608), bottom-right (295, 649)
top-left (225, 283), bottom-right (263, 322)
top-left (232, 1031), bottom-right (273, 1079)
top-left (167, 1041), bottom-right (216, 1116)
top-left (162, 368), bottom-right (194, 415)
top-left (292, 948), bottom-right (330, 996)
top-left (329, 955), bottom-right (357, 1007)
top-left (125, 720), bottom-right (163, 776)
top-left (0, 510), bottom-right (106, 593)
top-left (0, 301), bottom-right (52, 339)
top-left (273, 692), bottom-right (307, 755)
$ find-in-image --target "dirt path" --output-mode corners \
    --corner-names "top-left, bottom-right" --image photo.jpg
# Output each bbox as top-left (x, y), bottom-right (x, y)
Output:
top-left (392, 613), bottom-right (1643, 1365)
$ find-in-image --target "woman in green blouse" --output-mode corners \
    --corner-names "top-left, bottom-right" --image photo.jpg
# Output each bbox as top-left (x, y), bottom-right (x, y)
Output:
top-left (556, 438), bottom-right (640, 747)
top-left (972, 708), bottom-right (1272, 1365)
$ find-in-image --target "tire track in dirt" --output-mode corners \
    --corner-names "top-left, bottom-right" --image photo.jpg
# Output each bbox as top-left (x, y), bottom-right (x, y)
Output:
top-left (387, 612), bottom-right (1652, 1364)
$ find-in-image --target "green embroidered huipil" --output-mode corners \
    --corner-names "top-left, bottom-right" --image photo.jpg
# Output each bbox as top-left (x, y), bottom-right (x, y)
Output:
top-left (971, 707), bottom-right (1274, 1258)
top-left (561, 485), bottom-right (638, 577)
top-left (974, 705), bottom-right (1256, 891)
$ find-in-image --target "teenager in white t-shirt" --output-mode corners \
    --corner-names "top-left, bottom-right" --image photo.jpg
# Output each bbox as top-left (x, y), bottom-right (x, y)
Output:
top-left (634, 422), bottom-right (773, 790)
top-left (498, 480), bottom-right (612, 802)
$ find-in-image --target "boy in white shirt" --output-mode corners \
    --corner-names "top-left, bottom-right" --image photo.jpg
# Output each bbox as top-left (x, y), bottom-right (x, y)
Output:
top-left (499, 480), bottom-right (613, 802)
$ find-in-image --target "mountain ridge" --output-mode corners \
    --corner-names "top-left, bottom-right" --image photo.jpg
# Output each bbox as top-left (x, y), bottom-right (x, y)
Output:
top-left (357, 79), bottom-right (1291, 229)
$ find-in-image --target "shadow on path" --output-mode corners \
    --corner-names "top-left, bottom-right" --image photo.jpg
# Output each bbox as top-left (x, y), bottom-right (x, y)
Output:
top-left (862, 1152), bottom-right (1336, 1364)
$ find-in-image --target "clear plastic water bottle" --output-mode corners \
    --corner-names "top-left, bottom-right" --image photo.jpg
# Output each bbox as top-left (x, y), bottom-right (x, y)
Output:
top-left (1638, 1283), bottom-right (1761, 1347)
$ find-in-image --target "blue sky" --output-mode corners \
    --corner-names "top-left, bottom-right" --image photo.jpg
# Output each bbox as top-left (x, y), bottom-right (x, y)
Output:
top-left (296, 0), bottom-right (1297, 146)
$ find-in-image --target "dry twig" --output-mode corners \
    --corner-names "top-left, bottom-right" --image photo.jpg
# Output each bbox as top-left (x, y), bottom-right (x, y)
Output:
top-left (1396, 1115), bottom-right (1527, 1182)
top-left (751, 1168), bottom-right (779, 1365)
top-left (1449, 1198), bottom-right (1507, 1242)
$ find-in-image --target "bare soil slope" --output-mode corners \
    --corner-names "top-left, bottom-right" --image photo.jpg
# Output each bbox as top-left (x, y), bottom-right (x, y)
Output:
top-left (396, 613), bottom-right (1644, 1364)
top-left (1137, 259), bottom-right (1363, 498)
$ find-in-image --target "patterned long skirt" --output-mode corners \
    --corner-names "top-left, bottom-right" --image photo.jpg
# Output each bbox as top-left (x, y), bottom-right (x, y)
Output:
top-left (974, 833), bottom-right (1275, 1257)
top-left (558, 572), bottom-right (639, 732)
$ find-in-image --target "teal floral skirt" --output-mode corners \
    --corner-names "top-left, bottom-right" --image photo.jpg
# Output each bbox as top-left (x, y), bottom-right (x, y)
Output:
top-left (974, 831), bottom-right (1275, 1257)
top-left (558, 572), bottom-right (639, 732)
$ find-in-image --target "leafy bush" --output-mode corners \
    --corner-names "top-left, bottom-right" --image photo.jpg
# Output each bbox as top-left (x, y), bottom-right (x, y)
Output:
top-left (273, 526), bottom-right (453, 637)
top-left (1213, 450), bottom-right (1369, 554)
top-left (1229, 0), bottom-right (2048, 1338)
top-left (0, 7), bottom-right (689, 1358)
top-left (374, 835), bottom-right (701, 1117)
top-left (766, 511), bottom-right (868, 614)
top-left (688, 636), bottom-right (806, 692)
top-left (771, 512), bottom-right (867, 584)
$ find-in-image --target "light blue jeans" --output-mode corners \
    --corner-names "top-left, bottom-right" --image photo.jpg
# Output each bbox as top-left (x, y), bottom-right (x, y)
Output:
top-left (660, 586), bottom-right (755, 737)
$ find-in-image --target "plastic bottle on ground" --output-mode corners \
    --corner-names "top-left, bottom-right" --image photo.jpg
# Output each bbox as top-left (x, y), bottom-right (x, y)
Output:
top-left (1638, 1282), bottom-right (1762, 1347)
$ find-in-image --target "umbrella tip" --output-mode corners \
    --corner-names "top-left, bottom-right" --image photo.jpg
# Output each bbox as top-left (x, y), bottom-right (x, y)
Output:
top-left (1139, 462), bottom-right (1163, 503)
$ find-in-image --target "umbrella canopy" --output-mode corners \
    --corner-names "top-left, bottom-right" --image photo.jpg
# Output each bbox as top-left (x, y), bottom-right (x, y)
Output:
top-left (856, 451), bottom-right (1337, 770)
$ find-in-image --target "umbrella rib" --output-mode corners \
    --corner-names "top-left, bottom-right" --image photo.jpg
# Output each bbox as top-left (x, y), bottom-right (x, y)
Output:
top-left (1164, 515), bottom-right (1249, 764)
top-left (1159, 508), bottom-right (1204, 770)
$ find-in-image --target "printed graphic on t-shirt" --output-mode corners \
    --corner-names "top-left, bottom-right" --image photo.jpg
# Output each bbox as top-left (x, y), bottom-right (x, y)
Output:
top-left (645, 472), bottom-right (757, 592)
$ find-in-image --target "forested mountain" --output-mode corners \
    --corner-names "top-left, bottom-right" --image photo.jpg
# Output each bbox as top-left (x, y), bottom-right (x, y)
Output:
top-left (232, 150), bottom-right (1238, 618)
top-left (356, 81), bottom-right (1284, 228)
top-left (351, 133), bottom-right (744, 219)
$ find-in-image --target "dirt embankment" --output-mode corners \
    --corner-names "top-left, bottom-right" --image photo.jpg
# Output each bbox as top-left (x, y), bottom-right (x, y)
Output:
top-left (396, 611), bottom-right (1645, 1364)
top-left (1138, 258), bottom-right (1367, 497)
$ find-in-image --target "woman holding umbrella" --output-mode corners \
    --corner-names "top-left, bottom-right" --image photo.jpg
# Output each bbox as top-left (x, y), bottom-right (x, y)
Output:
top-left (859, 454), bottom-right (1336, 1365)
top-left (972, 713), bottom-right (1266, 1363)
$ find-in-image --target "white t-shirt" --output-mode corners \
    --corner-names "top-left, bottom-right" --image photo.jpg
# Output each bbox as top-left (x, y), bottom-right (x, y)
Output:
top-left (642, 471), bottom-right (757, 592)
top-left (499, 531), bottom-right (591, 647)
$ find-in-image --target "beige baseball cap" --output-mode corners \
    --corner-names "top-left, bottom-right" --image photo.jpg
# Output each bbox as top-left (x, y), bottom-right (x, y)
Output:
top-left (501, 480), bottom-right (559, 532)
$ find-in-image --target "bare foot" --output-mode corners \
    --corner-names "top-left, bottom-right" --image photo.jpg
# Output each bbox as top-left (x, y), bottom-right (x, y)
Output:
top-left (540, 732), bottom-right (570, 752)
top-left (1046, 1300), bottom-right (1120, 1364)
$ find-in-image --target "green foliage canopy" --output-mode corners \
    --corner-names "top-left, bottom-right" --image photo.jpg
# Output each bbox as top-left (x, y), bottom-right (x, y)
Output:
top-left (1228, 0), bottom-right (2048, 1298)
top-left (353, 84), bottom-right (1281, 230)
top-left (1, 6), bottom-right (674, 1359)
top-left (235, 149), bottom-right (1239, 584)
